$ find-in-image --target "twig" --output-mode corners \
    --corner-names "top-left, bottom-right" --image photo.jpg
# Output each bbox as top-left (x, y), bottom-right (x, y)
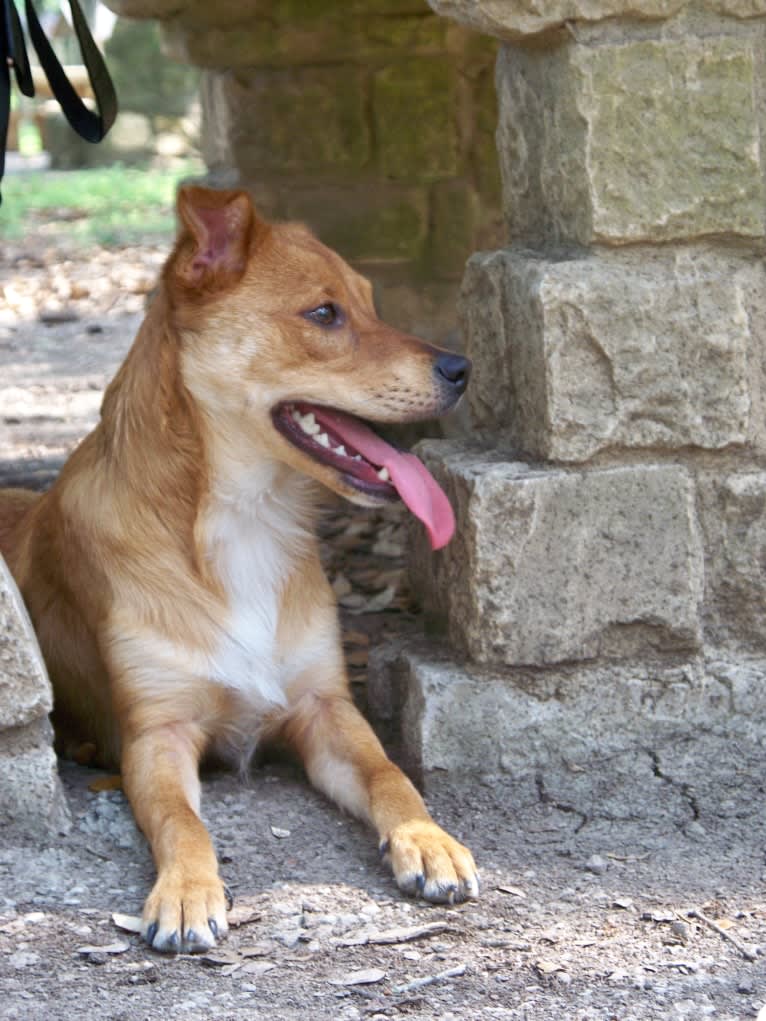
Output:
top-left (392, 963), bottom-right (467, 996)
top-left (688, 908), bottom-right (759, 963)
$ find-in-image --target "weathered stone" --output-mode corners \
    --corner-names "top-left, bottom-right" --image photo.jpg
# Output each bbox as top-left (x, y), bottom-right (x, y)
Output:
top-left (368, 640), bottom-right (761, 776)
top-left (429, 180), bottom-right (479, 279)
top-left (461, 248), bottom-right (758, 461)
top-left (427, 0), bottom-right (766, 39)
top-left (203, 67), bottom-right (369, 174)
top-left (496, 37), bottom-right (765, 244)
top-left (285, 184), bottom-right (428, 262)
top-left (0, 719), bottom-right (70, 837)
top-left (374, 59), bottom-right (459, 180)
top-left (0, 556), bottom-right (52, 730)
top-left (698, 472), bottom-right (766, 651)
top-left (164, 8), bottom-right (447, 67)
top-left (410, 444), bottom-right (703, 666)
top-left (0, 556), bottom-right (69, 838)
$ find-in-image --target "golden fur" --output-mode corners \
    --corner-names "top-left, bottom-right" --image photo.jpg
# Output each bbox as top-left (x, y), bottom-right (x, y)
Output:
top-left (0, 186), bottom-right (478, 953)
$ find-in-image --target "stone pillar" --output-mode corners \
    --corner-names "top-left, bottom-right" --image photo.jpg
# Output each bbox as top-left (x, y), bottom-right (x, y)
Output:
top-left (104, 0), bottom-right (503, 345)
top-left (0, 556), bottom-right (70, 836)
top-left (370, 1), bottom-right (766, 777)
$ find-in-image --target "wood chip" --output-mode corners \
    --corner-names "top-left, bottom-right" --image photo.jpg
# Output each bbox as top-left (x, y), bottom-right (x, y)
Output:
top-left (270, 826), bottom-right (291, 839)
top-left (338, 921), bottom-right (452, 947)
top-left (77, 940), bottom-right (130, 955)
top-left (330, 968), bottom-right (386, 987)
top-left (112, 913), bottom-right (142, 934)
top-left (497, 885), bottom-right (526, 898)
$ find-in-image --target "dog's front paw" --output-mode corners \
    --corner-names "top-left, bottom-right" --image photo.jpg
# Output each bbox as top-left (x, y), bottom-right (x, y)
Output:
top-left (381, 819), bottom-right (479, 904)
top-left (141, 868), bottom-right (229, 953)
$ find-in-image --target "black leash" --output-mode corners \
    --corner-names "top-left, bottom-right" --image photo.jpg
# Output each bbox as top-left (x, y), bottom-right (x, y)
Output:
top-left (0, 0), bottom-right (117, 206)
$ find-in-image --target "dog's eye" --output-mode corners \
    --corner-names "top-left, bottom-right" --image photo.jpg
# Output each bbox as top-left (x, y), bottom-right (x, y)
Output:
top-left (304, 303), bottom-right (343, 328)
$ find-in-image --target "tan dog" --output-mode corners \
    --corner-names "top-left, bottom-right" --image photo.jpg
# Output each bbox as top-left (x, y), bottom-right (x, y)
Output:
top-left (0, 186), bottom-right (477, 953)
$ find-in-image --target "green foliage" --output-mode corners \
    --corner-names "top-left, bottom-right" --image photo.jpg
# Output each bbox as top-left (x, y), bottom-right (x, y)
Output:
top-left (0, 161), bottom-right (203, 247)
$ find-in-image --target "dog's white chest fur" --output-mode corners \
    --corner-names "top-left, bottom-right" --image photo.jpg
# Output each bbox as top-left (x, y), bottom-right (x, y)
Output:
top-left (203, 473), bottom-right (314, 708)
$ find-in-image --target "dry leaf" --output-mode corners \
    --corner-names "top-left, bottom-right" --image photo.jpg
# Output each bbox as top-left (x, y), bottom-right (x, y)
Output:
top-left (330, 968), bottom-right (386, 987)
top-left (241, 960), bottom-right (276, 978)
top-left (88, 775), bottom-right (123, 793)
top-left (240, 942), bottom-right (271, 958)
top-left (77, 940), bottom-right (130, 955)
top-left (535, 959), bottom-right (563, 976)
top-left (202, 949), bottom-right (242, 967)
top-left (227, 899), bottom-right (262, 928)
top-left (343, 630), bottom-right (369, 648)
top-left (112, 913), bottom-right (142, 934)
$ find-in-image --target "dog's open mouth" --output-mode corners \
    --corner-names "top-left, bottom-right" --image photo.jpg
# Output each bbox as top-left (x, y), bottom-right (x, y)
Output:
top-left (272, 401), bottom-right (455, 550)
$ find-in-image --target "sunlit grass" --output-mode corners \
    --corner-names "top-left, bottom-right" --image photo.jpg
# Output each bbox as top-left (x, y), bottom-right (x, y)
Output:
top-left (0, 160), bottom-right (204, 246)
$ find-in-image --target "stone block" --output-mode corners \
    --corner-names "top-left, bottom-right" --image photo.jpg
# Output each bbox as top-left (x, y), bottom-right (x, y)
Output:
top-left (461, 248), bottom-right (759, 461)
top-left (496, 37), bottom-right (765, 244)
top-left (410, 444), bottom-right (703, 666)
top-left (204, 67), bottom-right (369, 174)
top-left (0, 719), bottom-right (70, 837)
top-left (164, 7), bottom-right (447, 67)
top-left (0, 556), bottom-right (69, 837)
top-left (373, 59), bottom-right (459, 180)
top-left (285, 183), bottom-right (429, 262)
top-left (368, 640), bottom-right (759, 776)
top-left (698, 472), bottom-right (766, 650)
top-left (427, 0), bottom-right (766, 39)
top-left (1, 556), bottom-right (53, 730)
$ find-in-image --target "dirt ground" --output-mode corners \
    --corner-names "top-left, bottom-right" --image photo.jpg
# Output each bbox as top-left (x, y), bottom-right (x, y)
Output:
top-left (1, 223), bottom-right (765, 1021)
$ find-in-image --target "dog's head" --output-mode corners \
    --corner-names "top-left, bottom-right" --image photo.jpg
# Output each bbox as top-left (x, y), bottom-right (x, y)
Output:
top-left (164, 185), bottom-right (470, 549)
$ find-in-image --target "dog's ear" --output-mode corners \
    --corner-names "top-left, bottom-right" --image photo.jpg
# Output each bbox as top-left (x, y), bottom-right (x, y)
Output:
top-left (173, 185), bottom-right (267, 291)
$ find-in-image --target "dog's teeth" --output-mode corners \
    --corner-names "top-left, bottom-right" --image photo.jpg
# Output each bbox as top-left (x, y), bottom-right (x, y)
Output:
top-left (377, 467), bottom-right (390, 482)
top-left (291, 409), bottom-right (301, 422)
top-left (316, 432), bottom-right (330, 448)
top-left (353, 455), bottom-right (363, 462)
top-left (334, 445), bottom-right (347, 457)
top-left (299, 413), bottom-right (320, 436)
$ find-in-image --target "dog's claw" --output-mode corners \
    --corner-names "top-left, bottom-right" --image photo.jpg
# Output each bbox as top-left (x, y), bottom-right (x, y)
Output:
top-left (209, 917), bottom-right (219, 938)
top-left (145, 921), bottom-right (158, 947)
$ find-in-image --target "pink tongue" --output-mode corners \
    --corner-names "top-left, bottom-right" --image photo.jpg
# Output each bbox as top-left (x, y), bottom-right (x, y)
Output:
top-left (317, 409), bottom-right (455, 550)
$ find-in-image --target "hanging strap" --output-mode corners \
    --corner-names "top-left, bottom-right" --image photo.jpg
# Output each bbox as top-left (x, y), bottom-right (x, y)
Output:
top-left (0, 0), bottom-right (117, 205)
top-left (25, 0), bottom-right (117, 142)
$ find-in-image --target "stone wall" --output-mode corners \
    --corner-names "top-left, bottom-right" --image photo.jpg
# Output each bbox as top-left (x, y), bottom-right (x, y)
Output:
top-left (103, 0), bottom-right (502, 343)
top-left (369, 1), bottom-right (766, 778)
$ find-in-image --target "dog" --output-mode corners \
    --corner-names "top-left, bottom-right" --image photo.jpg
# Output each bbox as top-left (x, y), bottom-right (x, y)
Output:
top-left (0, 185), bottom-right (478, 953)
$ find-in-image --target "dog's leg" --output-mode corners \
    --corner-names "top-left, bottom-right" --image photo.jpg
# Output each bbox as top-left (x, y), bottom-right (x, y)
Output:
top-left (284, 693), bottom-right (479, 903)
top-left (121, 722), bottom-right (229, 953)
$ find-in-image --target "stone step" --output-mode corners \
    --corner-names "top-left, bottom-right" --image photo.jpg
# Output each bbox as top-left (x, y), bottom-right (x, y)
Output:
top-left (368, 637), bottom-right (766, 778)
top-left (410, 441), bottom-right (703, 668)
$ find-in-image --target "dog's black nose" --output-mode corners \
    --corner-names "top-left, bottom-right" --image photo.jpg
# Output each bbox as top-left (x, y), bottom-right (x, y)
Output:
top-left (434, 353), bottom-right (471, 395)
